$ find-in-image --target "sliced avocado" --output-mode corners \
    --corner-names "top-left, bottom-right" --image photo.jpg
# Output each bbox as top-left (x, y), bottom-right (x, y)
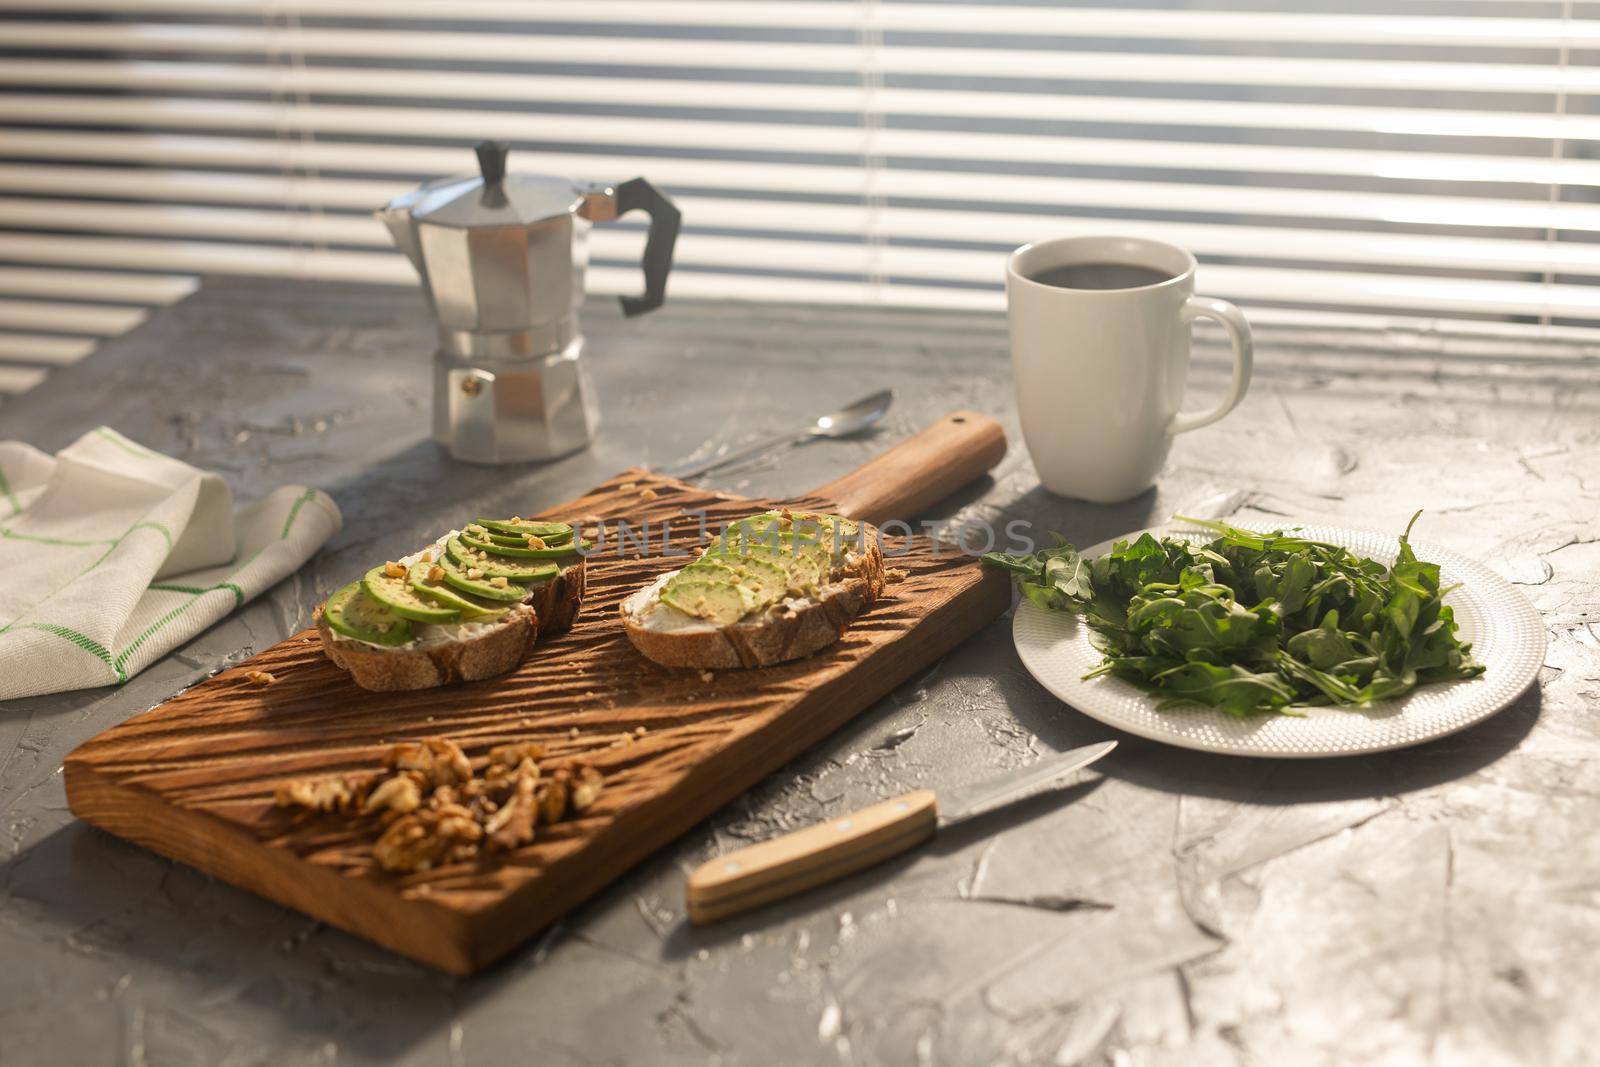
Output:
top-left (775, 550), bottom-right (828, 595)
top-left (458, 529), bottom-right (587, 561)
top-left (661, 577), bottom-right (757, 627)
top-left (324, 581), bottom-right (412, 646)
top-left (720, 515), bottom-right (832, 561)
top-left (445, 536), bottom-right (560, 582)
top-left (407, 558), bottom-right (508, 620)
top-left (436, 548), bottom-right (529, 602)
top-left (474, 527), bottom-right (575, 549)
top-left (472, 518), bottom-right (574, 540)
top-left (730, 555), bottom-right (789, 605)
top-left (362, 564), bottom-right (463, 624)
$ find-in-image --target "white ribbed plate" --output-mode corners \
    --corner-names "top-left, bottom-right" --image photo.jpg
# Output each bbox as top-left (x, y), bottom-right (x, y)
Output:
top-left (1013, 521), bottom-right (1545, 758)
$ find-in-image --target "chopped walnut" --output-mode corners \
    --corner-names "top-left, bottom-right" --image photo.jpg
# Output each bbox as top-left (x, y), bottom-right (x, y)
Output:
top-left (244, 669), bottom-right (276, 686)
top-left (484, 772), bottom-right (537, 852)
top-left (387, 738), bottom-right (472, 788)
top-left (465, 523), bottom-right (487, 536)
top-left (383, 561), bottom-right (406, 579)
top-left (427, 565), bottom-right (445, 582)
top-left (373, 806), bottom-right (482, 872)
top-left (524, 535), bottom-right (547, 549)
top-left (362, 773), bottom-right (422, 816)
top-left (276, 736), bottom-right (605, 874)
top-left (536, 771), bottom-right (570, 825)
top-left (490, 576), bottom-right (510, 589)
top-left (570, 763), bottom-right (604, 812)
top-left (466, 567), bottom-right (484, 580)
top-left (489, 740), bottom-right (547, 768)
top-left (275, 775), bottom-right (361, 813)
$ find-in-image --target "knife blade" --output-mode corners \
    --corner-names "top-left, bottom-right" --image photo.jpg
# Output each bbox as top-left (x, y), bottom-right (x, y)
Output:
top-left (685, 739), bottom-right (1116, 924)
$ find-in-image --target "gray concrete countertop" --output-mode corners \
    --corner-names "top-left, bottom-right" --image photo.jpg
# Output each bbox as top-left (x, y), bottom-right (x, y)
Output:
top-left (1, 279), bottom-right (1597, 1066)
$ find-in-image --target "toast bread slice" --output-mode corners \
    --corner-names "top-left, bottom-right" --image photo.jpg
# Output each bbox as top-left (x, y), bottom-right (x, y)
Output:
top-left (317, 554), bottom-right (585, 692)
top-left (317, 604), bottom-right (539, 692)
top-left (621, 528), bottom-right (886, 670)
top-left (524, 557), bottom-right (585, 638)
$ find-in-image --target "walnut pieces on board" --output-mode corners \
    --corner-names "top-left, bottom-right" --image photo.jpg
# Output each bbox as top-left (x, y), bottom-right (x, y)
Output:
top-left (276, 737), bottom-right (605, 873)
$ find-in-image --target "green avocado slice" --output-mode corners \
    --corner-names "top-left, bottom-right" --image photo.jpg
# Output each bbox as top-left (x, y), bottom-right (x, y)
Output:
top-left (436, 547), bottom-right (529, 601)
top-left (324, 581), bottom-right (412, 646)
top-left (362, 564), bottom-right (463, 624)
top-left (472, 518), bottom-right (574, 540)
top-left (471, 527), bottom-right (575, 549)
top-left (730, 555), bottom-right (790, 605)
top-left (680, 559), bottom-right (741, 582)
top-left (680, 555), bottom-right (789, 612)
top-left (458, 529), bottom-right (586, 561)
top-left (445, 536), bottom-right (560, 582)
top-left (407, 558), bottom-right (508, 619)
top-left (660, 577), bottom-right (758, 627)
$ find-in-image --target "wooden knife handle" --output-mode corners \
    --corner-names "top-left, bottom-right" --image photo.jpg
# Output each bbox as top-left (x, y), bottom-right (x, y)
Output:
top-left (811, 411), bottom-right (1006, 526)
top-left (685, 790), bottom-right (938, 925)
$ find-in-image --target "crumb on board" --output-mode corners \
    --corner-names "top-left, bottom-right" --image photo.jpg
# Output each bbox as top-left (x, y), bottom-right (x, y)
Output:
top-left (698, 670), bottom-right (716, 683)
top-left (640, 487), bottom-right (659, 500)
top-left (245, 670), bottom-right (276, 686)
top-left (885, 567), bottom-right (909, 584)
top-left (569, 727), bottom-right (580, 739)
top-left (619, 481), bottom-right (637, 491)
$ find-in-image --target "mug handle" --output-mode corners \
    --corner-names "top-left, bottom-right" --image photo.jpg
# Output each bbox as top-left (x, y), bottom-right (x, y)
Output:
top-left (1170, 295), bottom-right (1253, 435)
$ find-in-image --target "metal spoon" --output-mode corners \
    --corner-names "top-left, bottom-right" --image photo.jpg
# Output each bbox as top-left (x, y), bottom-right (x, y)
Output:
top-left (659, 388), bottom-right (895, 479)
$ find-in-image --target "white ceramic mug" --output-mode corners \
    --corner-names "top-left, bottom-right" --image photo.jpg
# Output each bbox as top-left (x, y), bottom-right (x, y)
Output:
top-left (1006, 235), bottom-right (1252, 503)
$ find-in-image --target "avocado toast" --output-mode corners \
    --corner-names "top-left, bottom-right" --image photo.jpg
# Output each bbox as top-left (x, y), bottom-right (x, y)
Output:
top-left (316, 518), bottom-right (586, 692)
top-left (621, 510), bottom-right (886, 669)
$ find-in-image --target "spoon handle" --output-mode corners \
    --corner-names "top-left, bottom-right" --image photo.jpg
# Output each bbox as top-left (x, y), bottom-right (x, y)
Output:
top-left (658, 430), bottom-right (805, 479)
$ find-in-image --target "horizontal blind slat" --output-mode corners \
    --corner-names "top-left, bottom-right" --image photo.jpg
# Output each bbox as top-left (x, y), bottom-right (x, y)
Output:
top-left (0, 265), bottom-right (198, 303)
top-left (8, 195), bottom-right (1600, 278)
top-left (5, 231), bottom-right (1600, 320)
top-left (7, 22), bottom-right (1600, 88)
top-left (4, 127), bottom-right (1592, 189)
top-left (0, 333), bottom-right (99, 365)
top-left (2, 3), bottom-right (1591, 46)
top-left (0, 297), bottom-right (149, 336)
top-left (3, 155), bottom-right (1595, 233)
top-left (5, 90), bottom-right (1592, 154)
top-left (6, 50), bottom-right (1599, 97)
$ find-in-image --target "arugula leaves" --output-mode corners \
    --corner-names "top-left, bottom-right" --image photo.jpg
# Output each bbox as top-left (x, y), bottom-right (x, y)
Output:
top-left (984, 512), bottom-right (1485, 717)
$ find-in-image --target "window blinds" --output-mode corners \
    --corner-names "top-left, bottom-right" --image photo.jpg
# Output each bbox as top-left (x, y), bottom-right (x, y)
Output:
top-left (1, 0), bottom-right (1597, 387)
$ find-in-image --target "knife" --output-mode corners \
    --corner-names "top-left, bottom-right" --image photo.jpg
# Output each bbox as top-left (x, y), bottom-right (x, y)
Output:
top-left (685, 740), bottom-right (1116, 924)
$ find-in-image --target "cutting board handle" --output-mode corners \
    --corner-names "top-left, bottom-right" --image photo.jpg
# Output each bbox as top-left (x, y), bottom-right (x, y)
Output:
top-left (811, 410), bottom-right (1006, 526)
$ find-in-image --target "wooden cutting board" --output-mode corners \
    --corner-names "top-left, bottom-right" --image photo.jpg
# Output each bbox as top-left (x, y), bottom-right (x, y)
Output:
top-left (64, 412), bottom-right (1011, 974)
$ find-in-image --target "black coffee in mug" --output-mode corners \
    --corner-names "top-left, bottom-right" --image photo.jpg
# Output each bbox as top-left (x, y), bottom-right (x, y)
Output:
top-left (1027, 262), bottom-right (1175, 291)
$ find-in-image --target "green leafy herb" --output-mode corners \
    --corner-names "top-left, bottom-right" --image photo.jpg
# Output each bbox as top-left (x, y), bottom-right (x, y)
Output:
top-left (984, 512), bottom-right (1484, 717)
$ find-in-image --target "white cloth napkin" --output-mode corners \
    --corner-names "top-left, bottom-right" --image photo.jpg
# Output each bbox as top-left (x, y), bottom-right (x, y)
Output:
top-left (0, 427), bottom-right (341, 701)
